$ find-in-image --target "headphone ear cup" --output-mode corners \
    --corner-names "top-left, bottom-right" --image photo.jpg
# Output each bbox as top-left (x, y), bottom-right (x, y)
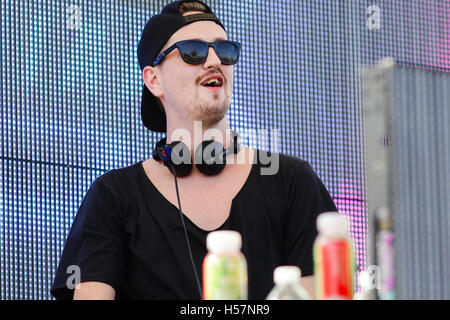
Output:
top-left (195, 140), bottom-right (226, 176)
top-left (160, 141), bottom-right (193, 177)
top-left (153, 137), bottom-right (167, 161)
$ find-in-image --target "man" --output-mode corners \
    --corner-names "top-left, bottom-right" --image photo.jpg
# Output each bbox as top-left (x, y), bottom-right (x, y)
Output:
top-left (51, 0), bottom-right (337, 300)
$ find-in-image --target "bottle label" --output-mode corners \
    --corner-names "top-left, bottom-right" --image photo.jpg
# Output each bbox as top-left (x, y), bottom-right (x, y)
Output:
top-left (315, 239), bottom-right (353, 300)
top-left (203, 255), bottom-right (247, 300)
top-left (376, 231), bottom-right (395, 299)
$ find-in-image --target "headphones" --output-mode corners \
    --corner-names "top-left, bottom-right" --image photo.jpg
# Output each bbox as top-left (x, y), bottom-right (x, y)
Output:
top-left (152, 130), bottom-right (241, 177)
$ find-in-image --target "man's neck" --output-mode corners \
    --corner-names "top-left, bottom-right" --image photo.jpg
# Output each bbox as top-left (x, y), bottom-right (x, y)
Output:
top-left (166, 117), bottom-right (233, 153)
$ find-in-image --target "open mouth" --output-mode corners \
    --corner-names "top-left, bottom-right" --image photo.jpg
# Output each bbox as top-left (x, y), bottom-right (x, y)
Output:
top-left (200, 76), bottom-right (223, 88)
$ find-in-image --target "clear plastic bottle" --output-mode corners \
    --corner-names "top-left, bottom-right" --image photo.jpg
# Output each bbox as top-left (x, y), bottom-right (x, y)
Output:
top-left (375, 206), bottom-right (396, 300)
top-left (314, 212), bottom-right (355, 300)
top-left (353, 270), bottom-right (375, 300)
top-left (266, 266), bottom-right (311, 300)
top-left (202, 230), bottom-right (248, 300)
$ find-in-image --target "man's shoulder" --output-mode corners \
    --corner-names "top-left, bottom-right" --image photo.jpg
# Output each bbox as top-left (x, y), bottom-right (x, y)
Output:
top-left (277, 152), bottom-right (309, 169)
top-left (94, 161), bottom-right (144, 194)
top-left (253, 149), bottom-right (311, 176)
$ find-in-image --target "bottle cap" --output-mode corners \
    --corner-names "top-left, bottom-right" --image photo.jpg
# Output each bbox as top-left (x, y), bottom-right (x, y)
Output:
top-left (273, 266), bottom-right (302, 285)
top-left (206, 230), bottom-right (242, 254)
top-left (358, 270), bottom-right (371, 290)
top-left (317, 212), bottom-right (349, 238)
top-left (375, 206), bottom-right (393, 231)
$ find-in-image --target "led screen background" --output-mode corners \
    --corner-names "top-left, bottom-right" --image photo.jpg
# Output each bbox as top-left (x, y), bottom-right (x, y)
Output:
top-left (1, 0), bottom-right (449, 299)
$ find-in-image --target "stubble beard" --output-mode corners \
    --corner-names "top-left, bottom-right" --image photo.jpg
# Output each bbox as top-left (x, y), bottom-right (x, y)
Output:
top-left (188, 90), bottom-right (230, 128)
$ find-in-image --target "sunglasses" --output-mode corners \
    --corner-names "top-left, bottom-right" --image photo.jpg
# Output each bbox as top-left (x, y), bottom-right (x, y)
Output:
top-left (152, 40), bottom-right (241, 66)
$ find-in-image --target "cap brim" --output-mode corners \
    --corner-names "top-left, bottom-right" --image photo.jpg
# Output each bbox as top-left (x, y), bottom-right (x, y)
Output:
top-left (141, 85), bottom-right (167, 132)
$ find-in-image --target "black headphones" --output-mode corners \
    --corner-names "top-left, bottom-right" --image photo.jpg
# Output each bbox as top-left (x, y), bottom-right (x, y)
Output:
top-left (152, 130), bottom-right (241, 177)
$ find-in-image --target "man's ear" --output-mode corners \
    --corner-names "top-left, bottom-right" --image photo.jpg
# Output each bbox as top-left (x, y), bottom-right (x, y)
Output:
top-left (142, 66), bottom-right (163, 98)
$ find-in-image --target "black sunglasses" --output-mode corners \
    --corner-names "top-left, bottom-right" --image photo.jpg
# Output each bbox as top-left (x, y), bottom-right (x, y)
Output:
top-left (152, 40), bottom-right (241, 66)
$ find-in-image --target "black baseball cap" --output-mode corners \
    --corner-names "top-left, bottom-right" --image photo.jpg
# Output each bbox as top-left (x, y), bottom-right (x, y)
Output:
top-left (137, 0), bottom-right (226, 132)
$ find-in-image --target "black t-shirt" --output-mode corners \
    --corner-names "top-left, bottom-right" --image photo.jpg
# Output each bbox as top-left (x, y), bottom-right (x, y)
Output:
top-left (50, 152), bottom-right (337, 300)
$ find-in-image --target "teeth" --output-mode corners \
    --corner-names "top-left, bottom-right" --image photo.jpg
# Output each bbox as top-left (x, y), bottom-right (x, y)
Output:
top-left (202, 78), bottom-right (221, 86)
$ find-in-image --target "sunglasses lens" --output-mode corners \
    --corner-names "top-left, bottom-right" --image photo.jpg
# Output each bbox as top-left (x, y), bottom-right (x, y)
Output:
top-left (179, 41), bottom-right (208, 64)
top-left (216, 42), bottom-right (240, 65)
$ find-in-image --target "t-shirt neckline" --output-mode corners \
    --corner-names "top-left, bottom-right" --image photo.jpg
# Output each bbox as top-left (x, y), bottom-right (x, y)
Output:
top-left (137, 158), bottom-right (259, 233)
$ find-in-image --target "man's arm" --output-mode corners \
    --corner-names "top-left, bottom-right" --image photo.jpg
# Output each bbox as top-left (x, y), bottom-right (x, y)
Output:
top-left (302, 275), bottom-right (315, 299)
top-left (73, 281), bottom-right (115, 300)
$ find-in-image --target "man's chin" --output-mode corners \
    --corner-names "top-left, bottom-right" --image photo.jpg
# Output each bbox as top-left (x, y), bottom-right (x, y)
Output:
top-left (193, 104), bottom-right (229, 127)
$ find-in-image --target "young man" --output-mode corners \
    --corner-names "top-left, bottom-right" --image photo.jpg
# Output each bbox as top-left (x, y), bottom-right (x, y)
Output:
top-left (51, 0), bottom-right (337, 300)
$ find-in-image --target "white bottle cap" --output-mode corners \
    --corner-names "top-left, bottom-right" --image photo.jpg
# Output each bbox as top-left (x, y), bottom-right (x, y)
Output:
top-left (273, 266), bottom-right (302, 285)
top-left (317, 212), bottom-right (349, 238)
top-left (206, 230), bottom-right (242, 254)
top-left (358, 270), bottom-right (371, 291)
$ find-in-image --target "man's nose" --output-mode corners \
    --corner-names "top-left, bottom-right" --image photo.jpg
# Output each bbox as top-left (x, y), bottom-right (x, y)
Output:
top-left (203, 46), bottom-right (221, 68)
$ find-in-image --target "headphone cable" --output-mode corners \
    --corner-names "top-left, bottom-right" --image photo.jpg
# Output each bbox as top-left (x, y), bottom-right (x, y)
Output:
top-left (171, 170), bottom-right (204, 300)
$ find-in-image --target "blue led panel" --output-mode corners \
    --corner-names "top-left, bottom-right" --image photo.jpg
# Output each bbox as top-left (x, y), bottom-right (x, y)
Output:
top-left (1, 0), bottom-right (449, 299)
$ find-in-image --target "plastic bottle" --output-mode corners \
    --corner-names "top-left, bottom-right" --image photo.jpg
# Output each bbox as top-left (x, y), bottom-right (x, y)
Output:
top-left (353, 270), bottom-right (375, 300)
top-left (202, 230), bottom-right (248, 300)
top-left (375, 206), bottom-right (396, 300)
top-left (266, 266), bottom-right (311, 300)
top-left (314, 212), bottom-right (355, 300)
